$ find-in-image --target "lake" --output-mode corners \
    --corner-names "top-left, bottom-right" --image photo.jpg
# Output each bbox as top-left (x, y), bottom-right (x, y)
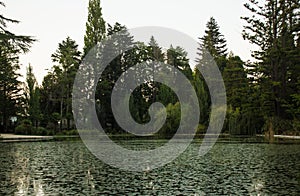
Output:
top-left (0, 139), bottom-right (299, 195)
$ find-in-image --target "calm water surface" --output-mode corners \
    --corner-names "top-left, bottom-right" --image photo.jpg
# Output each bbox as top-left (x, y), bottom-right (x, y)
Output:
top-left (0, 139), bottom-right (299, 195)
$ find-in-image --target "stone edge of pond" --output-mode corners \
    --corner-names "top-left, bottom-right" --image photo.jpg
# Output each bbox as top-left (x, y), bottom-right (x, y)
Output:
top-left (0, 134), bottom-right (81, 143)
top-left (1, 134), bottom-right (299, 144)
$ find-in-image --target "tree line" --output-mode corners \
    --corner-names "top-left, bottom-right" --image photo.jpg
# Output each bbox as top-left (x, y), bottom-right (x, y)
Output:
top-left (0, 0), bottom-right (299, 137)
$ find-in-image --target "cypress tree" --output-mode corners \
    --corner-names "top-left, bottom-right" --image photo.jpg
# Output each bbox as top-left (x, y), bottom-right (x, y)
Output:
top-left (83, 0), bottom-right (106, 56)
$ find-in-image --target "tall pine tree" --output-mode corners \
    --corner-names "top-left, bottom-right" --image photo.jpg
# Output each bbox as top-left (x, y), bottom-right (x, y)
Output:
top-left (195, 17), bottom-right (228, 127)
top-left (242, 0), bottom-right (300, 134)
top-left (50, 37), bottom-right (81, 130)
top-left (197, 17), bottom-right (228, 72)
top-left (0, 2), bottom-right (34, 132)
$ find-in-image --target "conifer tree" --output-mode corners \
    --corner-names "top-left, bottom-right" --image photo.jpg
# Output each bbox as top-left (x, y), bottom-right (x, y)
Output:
top-left (50, 37), bottom-right (81, 130)
top-left (0, 2), bottom-right (34, 52)
top-left (195, 17), bottom-right (228, 127)
top-left (197, 17), bottom-right (228, 72)
top-left (25, 65), bottom-right (40, 128)
top-left (0, 2), bottom-right (34, 132)
top-left (0, 45), bottom-right (22, 132)
top-left (242, 0), bottom-right (300, 133)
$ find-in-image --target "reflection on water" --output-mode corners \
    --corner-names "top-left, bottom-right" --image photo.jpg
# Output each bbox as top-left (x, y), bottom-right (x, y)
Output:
top-left (8, 145), bottom-right (46, 195)
top-left (0, 140), bottom-right (299, 195)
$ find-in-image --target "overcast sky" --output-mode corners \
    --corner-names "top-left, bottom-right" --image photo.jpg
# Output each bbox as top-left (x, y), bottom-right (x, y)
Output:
top-left (2, 0), bottom-right (255, 84)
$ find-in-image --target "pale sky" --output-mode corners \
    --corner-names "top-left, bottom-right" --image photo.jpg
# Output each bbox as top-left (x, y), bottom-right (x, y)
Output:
top-left (2, 0), bottom-right (255, 84)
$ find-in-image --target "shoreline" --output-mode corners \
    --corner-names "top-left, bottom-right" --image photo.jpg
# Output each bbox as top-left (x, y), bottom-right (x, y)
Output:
top-left (0, 134), bottom-right (54, 143)
top-left (1, 133), bottom-right (300, 143)
top-left (256, 134), bottom-right (300, 140)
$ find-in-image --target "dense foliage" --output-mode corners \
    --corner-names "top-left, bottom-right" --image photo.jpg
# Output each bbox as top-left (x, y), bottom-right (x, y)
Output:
top-left (0, 0), bottom-right (299, 136)
top-left (0, 1), bottom-right (34, 132)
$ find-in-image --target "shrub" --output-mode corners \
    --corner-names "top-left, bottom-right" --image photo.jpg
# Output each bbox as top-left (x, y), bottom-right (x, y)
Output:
top-left (15, 120), bottom-right (52, 136)
top-left (46, 129), bottom-right (55, 136)
top-left (15, 120), bottom-right (33, 135)
top-left (196, 124), bottom-right (206, 134)
top-left (68, 129), bottom-right (79, 135)
top-left (22, 119), bottom-right (32, 126)
top-left (58, 129), bottom-right (79, 136)
top-left (31, 127), bottom-right (50, 136)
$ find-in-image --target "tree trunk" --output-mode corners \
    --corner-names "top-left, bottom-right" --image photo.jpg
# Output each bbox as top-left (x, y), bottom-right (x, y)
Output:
top-left (265, 118), bottom-right (275, 143)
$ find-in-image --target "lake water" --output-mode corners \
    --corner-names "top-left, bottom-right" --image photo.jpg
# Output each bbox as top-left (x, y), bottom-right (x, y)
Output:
top-left (0, 139), bottom-right (299, 195)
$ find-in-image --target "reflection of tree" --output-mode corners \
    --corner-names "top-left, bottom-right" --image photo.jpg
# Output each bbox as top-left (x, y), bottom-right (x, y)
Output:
top-left (9, 146), bottom-right (45, 195)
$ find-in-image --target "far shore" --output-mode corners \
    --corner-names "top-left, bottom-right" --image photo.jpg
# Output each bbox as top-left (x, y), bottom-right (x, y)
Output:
top-left (1, 133), bottom-right (300, 143)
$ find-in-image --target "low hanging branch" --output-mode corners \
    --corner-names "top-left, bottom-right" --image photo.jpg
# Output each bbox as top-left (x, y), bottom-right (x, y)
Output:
top-left (0, 1), bottom-right (35, 53)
